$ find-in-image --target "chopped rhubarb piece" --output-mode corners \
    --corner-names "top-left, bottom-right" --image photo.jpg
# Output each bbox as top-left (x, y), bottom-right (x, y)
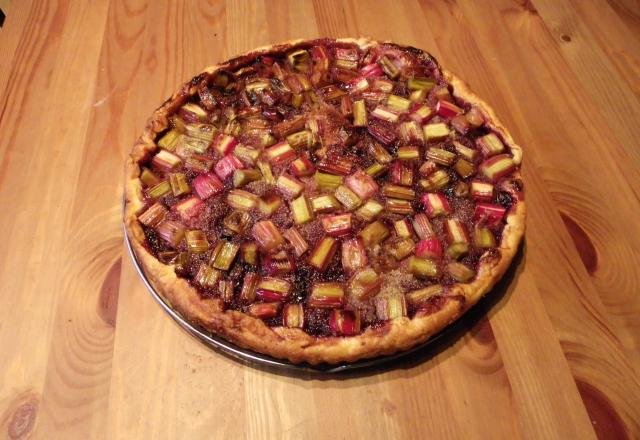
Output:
top-left (477, 133), bottom-right (505, 157)
top-left (283, 304), bottom-right (305, 328)
top-left (454, 159), bottom-right (475, 178)
top-left (419, 169), bottom-right (450, 191)
top-left (140, 168), bottom-right (160, 187)
top-left (371, 106), bottom-right (400, 123)
top-left (222, 210), bottom-right (251, 234)
top-left (471, 180), bottom-right (494, 201)
top-left (185, 230), bottom-right (210, 253)
top-left (385, 198), bottom-right (414, 214)
top-left (466, 107), bottom-right (485, 127)
top-left (394, 218), bottom-right (414, 238)
top-left (452, 141), bottom-right (479, 161)
top-left (314, 172), bottom-right (343, 191)
top-left (473, 203), bottom-right (506, 226)
top-left (185, 154), bottom-right (214, 173)
top-left (359, 221), bottom-right (390, 246)
top-left (317, 156), bottom-right (354, 175)
top-left (454, 181), bottom-right (470, 198)
top-left (475, 226), bottom-right (496, 248)
top-left (168, 173), bottom-right (190, 196)
top-left (383, 184), bottom-right (415, 200)
top-left (408, 77), bottom-right (436, 91)
top-left (418, 160), bottom-right (438, 177)
top-left (446, 242), bottom-right (469, 260)
top-left (212, 134), bottom-right (238, 155)
top-left (252, 220), bottom-right (284, 251)
top-left (312, 45), bottom-right (330, 69)
top-left (276, 173), bottom-right (304, 199)
top-left (341, 237), bottom-right (368, 273)
top-left (445, 218), bottom-right (470, 244)
top-left (146, 180), bottom-right (171, 199)
top-left (283, 227), bottom-right (309, 257)
top-left (329, 309), bottom-right (361, 336)
top-left (365, 163), bottom-right (387, 177)
top-left (192, 173), bottom-right (223, 200)
top-left (406, 285), bottom-right (444, 307)
top-left (291, 195), bottom-right (313, 224)
top-left (256, 160), bottom-right (275, 185)
top-left (350, 77), bottom-right (369, 93)
top-left (215, 154), bottom-right (245, 180)
top-left (447, 262), bottom-right (475, 282)
top-left (369, 142), bottom-right (393, 164)
top-left (241, 242), bottom-right (258, 265)
top-left (256, 277), bottom-right (291, 302)
top-left (335, 185), bottom-right (362, 211)
top-left (248, 302), bottom-right (281, 319)
top-left (261, 253), bottom-right (296, 275)
top-left (289, 155), bottom-right (315, 177)
top-left (264, 141), bottom-right (297, 166)
top-left (423, 123), bottom-right (451, 142)
top-left (218, 280), bottom-right (234, 302)
top-left (310, 194), bottom-right (341, 213)
top-left (415, 238), bottom-right (443, 259)
top-left (377, 55), bottom-right (400, 79)
top-left (410, 104), bottom-right (434, 124)
top-left (155, 220), bottom-right (185, 248)
top-left (410, 89), bottom-right (428, 102)
top-left (287, 130), bottom-right (314, 149)
top-left (345, 170), bottom-right (379, 199)
top-left (234, 145), bottom-right (260, 165)
top-left (408, 256), bottom-right (440, 278)
top-left (388, 237), bottom-right (416, 260)
top-left (360, 63), bottom-right (383, 77)
top-left (258, 195), bottom-right (282, 216)
top-left (321, 213), bottom-right (353, 237)
top-left (372, 78), bottom-right (394, 93)
top-left (348, 267), bottom-right (382, 300)
top-left (226, 189), bottom-right (258, 211)
top-left (356, 199), bottom-right (384, 221)
top-left (151, 150), bottom-right (182, 172)
top-left (157, 129), bottom-right (181, 151)
top-left (353, 100), bottom-right (368, 127)
top-left (210, 241), bottom-right (240, 270)
top-left (273, 115), bottom-right (305, 138)
top-left (399, 121), bottom-right (425, 145)
top-left (436, 100), bottom-right (463, 118)
top-left (422, 193), bottom-right (452, 217)
top-left (397, 146), bottom-right (420, 161)
top-left (389, 161), bottom-right (413, 187)
top-left (180, 103), bottom-right (207, 122)
top-left (173, 196), bottom-right (204, 222)
top-left (387, 95), bottom-right (411, 112)
top-left (308, 236), bottom-right (338, 271)
top-left (245, 79), bottom-right (270, 92)
top-left (434, 87), bottom-right (453, 102)
top-left (375, 295), bottom-right (407, 320)
top-left (412, 213), bottom-right (435, 239)
top-left (288, 49), bottom-right (310, 72)
top-left (426, 148), bottom-right (456, 166)
top-left (319, 85), bottom-right (346, 101)
top-left (309, 282), bottom-right (344, 308)
top-left (233, 168), bottom-right (261, 188)
top-left (138, 202), bottom-right (168, 227)
top-left (194, 264), bottom-right (221, 289)
top-left (479, 154), bottom-right (516, 181)
top-left (240, 272), bottom-right (259, 303)
top-left (336, 59), bottom-right (358, 70)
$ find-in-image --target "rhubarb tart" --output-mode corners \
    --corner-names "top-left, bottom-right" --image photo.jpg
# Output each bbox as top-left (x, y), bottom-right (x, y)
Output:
top-left (124, 38), bottom-right (525, 365)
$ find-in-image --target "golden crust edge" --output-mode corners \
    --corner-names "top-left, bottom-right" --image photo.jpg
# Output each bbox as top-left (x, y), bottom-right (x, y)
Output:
top-left (123, 37), bottom-right (525, 365)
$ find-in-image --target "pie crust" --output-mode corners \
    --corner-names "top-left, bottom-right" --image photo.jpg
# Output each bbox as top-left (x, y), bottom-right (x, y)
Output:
top-left (124, 38), bottom-right (525, 365)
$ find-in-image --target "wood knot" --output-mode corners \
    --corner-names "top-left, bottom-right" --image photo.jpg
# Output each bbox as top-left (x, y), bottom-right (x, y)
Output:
top-left (98, 257), bottom-right (122, 327)
top-left (575, 380), bottom-right (628, 440)
top-left (4, 394), bottom-right (39, 439)
top-left (559, 213), bottom-right (598, 274)
top-left (471, 317), bottom-right (496, 346)
top-left (561, 34), bottom-right (572, 43)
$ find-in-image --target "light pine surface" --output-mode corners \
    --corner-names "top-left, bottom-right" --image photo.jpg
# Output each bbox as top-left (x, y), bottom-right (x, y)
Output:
top-left (1, 1), bottom-right (639, 439)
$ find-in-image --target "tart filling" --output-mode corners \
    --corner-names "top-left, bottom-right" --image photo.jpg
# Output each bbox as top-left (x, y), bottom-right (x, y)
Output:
top-left (132, 39), bottom-right (523, 339)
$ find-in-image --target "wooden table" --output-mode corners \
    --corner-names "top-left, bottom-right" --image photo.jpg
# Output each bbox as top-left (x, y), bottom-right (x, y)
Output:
top-left (1, 1), bottom-right (639, 438)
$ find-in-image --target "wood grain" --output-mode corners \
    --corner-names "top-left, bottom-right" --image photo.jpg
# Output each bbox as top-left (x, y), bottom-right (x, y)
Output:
top-left (0, 0), bottom-right (638, 438)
